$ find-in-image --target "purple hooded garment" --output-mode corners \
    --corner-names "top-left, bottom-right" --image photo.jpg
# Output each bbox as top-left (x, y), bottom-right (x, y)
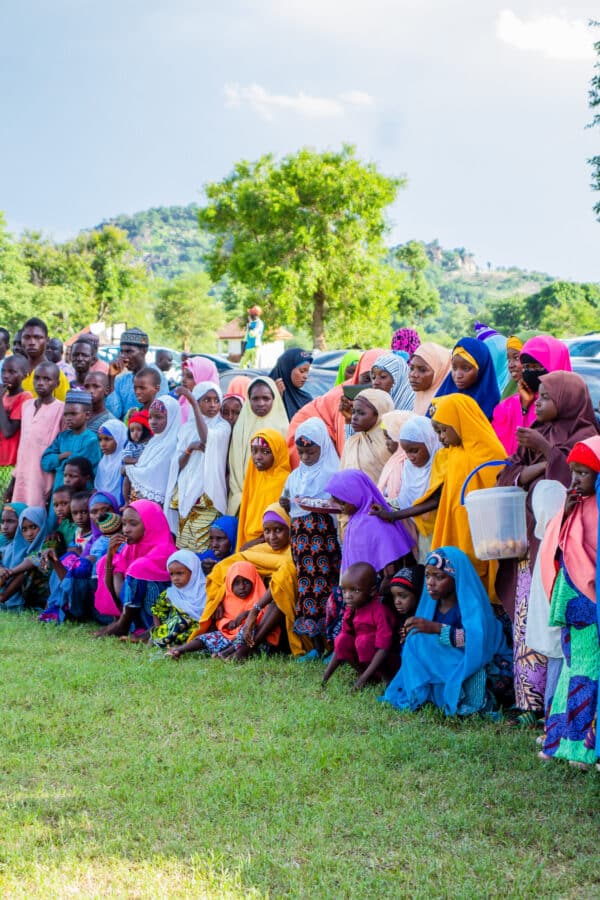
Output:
top-left (325, 469), bottom-right (414, 572)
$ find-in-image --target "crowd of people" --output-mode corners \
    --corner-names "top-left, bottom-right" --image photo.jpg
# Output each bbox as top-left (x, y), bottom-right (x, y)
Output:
top-left (0, 316), bottom-right (599, 773)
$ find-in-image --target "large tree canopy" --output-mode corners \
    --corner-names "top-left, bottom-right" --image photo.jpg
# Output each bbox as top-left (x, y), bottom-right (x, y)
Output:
top-left (198, 145), bottom-right (416, 348)
top-left (589, 20), bottom-right (600, 221)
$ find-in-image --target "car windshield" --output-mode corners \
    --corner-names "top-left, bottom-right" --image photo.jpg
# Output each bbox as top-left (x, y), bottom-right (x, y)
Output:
top-left (568, 340), bottom-right (600, 357)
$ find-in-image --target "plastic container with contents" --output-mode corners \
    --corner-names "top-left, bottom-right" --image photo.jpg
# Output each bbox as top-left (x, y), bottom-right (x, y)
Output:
top-left (464, 485), bottom-right (528, 560)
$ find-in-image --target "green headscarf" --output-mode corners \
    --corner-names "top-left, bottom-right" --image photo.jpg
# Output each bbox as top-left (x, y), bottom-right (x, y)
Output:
top-left (334, 350), bottom-right (362, 386)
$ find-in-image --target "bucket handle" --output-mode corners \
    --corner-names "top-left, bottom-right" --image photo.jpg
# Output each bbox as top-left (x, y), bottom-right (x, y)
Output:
top-left (460, 460), bottom-right (510, 506)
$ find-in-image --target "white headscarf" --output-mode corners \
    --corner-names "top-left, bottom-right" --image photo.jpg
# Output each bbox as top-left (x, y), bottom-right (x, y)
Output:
top-left (126, 396), bottom-right (181, 504)
top-left (166, 549), bottom-right (206, 620)
top-left (284, 417), bottom-right (340, 518)
top-left (94, 418), bottom-right (128, 501)
top-left (372, 353), bottom-right (415, 411)
top-left (525, 480), bottom-right (567, 658)
top-left (394, 416), bottom-right (441, 509)
top-left (164, 381), bottom-right (230, 527)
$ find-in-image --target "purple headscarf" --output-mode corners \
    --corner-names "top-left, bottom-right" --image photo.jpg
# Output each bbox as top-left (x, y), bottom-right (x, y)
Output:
top-left (391, 328), bottom-right (420, 355)
top-left (324, 469), bottom-right (414, 572)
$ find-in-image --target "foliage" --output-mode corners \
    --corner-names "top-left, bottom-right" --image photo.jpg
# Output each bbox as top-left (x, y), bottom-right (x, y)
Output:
top-left (0, 615), bottom-right (599, 898)
top-left (153, 272), bottom-right (225, 351)
top-left (588, 20), bottom-right (600, 221)
top-left (393, 241), bottom-right (440, 327)
top-left (198, 145), bottom-right (409, 349)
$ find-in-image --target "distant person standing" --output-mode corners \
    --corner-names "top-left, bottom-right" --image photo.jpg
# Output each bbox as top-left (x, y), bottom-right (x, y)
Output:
top-left (156, 348), bottom-right (176, 391)
top-left (241, 306), bottom-right (264, 367)
top-left (46, 337), bottom-right (76, 382)
top-left (105, 328), bottom-right (168, 420)
top-left (69, 338), bottom-right (95, 390)
top-left (21, 318), bottom-right (70, 401)
top-left (0, 328), bottom-right (10, 373)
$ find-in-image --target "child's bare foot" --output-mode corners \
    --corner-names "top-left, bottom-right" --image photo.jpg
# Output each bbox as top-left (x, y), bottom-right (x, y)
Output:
top-left (218, 645), bottom-right (237, 660)
top-left (233, 644), bottom-right (252, 662)
top-left (94, 626), bottom-right (110, 638)
top-left (123, 630), bottom-right (150, 644)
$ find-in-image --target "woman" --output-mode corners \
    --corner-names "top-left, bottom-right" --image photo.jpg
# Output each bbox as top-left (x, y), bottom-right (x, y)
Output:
top-left (94, 500), bottom-right (176, 636)
top-left (407, 342), bottom-right (452, 416)
top-left (434, 337), bottom-right (500, 420)
top-left (227, 376), bottom-right (288, 515)
top-left (197, 515), bottom-right (238, 575)
top-left (370, 353), bottom-right (415, 411)
top-left (236, 429), bottom-right (291, 550)
top-left (125, 396), bottom-right (181, 504)
top-left (178, 356), bottom-right (219, 424)
top-left (270, 348), bottom-right (313, 419)
top-left (164, 382), bottom-right (230, 552)
top-left (340, 388), bottom-right (394, 484)
top-left (492, 334), bottom-right (572, 456)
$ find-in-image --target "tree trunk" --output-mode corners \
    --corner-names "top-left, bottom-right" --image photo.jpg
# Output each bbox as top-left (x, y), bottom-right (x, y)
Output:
top-left (312, 290), bottom-right (327, 350)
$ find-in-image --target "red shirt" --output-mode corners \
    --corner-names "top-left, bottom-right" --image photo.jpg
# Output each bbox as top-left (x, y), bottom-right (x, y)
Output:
top-left (0, 391), bottom-right (33, 466)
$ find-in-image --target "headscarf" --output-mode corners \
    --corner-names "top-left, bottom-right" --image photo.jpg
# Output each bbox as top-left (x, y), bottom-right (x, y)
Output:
top-left (474, 322), bottom-right (509, 393)
top-left (324, 469), bottom-right (413, 571)
top-left (164, 381), bottom-right (230, 527)
top-left (197, 515), bottom-right (239, 564)
top-left (180, 356), bottom-right (220, 423)
top-left (371, 353), bottom-right (415, 411)
top-left (0, 502), bottom-right (27, 551)
top-left (84, 490), bottom-right (121, 556)
top-left (435, 337), bottom-right (500, 419)
top-left (506, 336), bottom-right (523, 353)
top-left (95, 418), bottom-right (128, 502)
top-left (350, 348), bottom-right (388, 385)
top-left (395, 416), bottom-right (442, 509)
top-left (377, 410), bottom-right (414, 501)
top-left (236, 429), bottom-right (291, 550)
top-left (382, 546), bottom-right (510, 715)
top-left (270, 348), bottom-right (313, 419)
top-left (226, 374), bottom-right (251, 400)
top-left (125, 396), bottom-right (181, 504)
top-left (166, 549), bottom-right (207, 620)
top-left (227, 375), bottom-right (289, 515)
top-left (334, 350), bottom-right (362, 386)
top-left (391, 328), bottom-right (420, 355)
top-left (340, 388), bottom-right (395, 484)
top-left (520, 335), bottom-right (572, 373)
top-left (216, 560), bottom-right (267, 638)
top-left (3, 506), bottom-right (47, 568)
top-left (557, 436), bottom-right (600, 604)
top-left (284, 417), bottom-right (340, 518)
top-left (408, 343), bottom-right (452, 416)
top-left (112, 500), bottom-right (176, 582)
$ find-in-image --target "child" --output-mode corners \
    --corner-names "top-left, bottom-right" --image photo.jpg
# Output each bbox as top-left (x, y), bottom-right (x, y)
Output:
top-left (41, 391), bottom-right (101, 498)
top-left (133, 367), bottom-right (161, 413)
top-left (150, 549), bottom-right (207, 649)
top-left (71, 491), bottom-right (93, 551)
top-left (84, 370), bottom-right (111, 434)
top-left (0, 355), bottom-right (32, 499)
top-left (0, 502), bottom-right (26, 565)
top-left (63, 457), bottom-right (94, 493)
top-left (11, 362), bottom-right (64, 506)
top-left (221, 394), bottom-right (244, 428)
top-left (124, 397), bottom-right (181, 504)
top-left (95, 419), bottom-right (128, 503)
top-left (382, 547), bottom-right (511, 716)
top-left (389, 565), bottom-right (424, 660)
top-left (122, 410), bottom-right (152, 466)
top-left (539, 437), bottom-right (600, 770)
top-left (236, 429), bottom-right (291, 550)
top-left (197, 516), bottom-right (238, 575)
top-left (52, 485), bottom-right (76, 549)
top-left (0, 506), bottom-right (49, 611)
top-left (322, 563), bottom-right (399, 691)
top-left (434, 337), bottom-right (500, 420)
top-left (339, 388), bottom-right (394, 484)
top-left (168, 560), bottom-right (274, 658)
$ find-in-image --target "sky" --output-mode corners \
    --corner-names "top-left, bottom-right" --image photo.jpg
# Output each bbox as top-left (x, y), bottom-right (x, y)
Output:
top-left (1, 0), bottom-right (599, 280)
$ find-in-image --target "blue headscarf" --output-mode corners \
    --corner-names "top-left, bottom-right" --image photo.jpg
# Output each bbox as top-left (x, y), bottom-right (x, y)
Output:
top-left (196, 515), bottom-right (239, 563)
top-left (0, 502), bottom-right (27, 550)
top-left (434, 337), bottom-right (500, 419)
top-left (382, 546), bottom-right (509, 716)
top-left (3, 506), bottom-right (48, 569)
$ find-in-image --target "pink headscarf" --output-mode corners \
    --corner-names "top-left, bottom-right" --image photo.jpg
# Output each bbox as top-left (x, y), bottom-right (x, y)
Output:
top-left (226, 375), bottom-right (251, 400)
top-left (520, 335), bottom-right (572, 372)
top-left (180, 357), bottom-right (220, 422)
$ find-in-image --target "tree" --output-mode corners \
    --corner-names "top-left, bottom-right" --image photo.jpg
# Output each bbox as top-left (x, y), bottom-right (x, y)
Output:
top-left (0, 214), bottom-right (37, 330)
top-left (198, 145), bottom-right (409, 349)
top-left (153, 273), bottom-right (225, 351)
top-left (526, 281), bottom-right (600, 335)
top-left (588, 20), bottom-right (600, 220)
top-left (393, 241), bottom-right (440, 326)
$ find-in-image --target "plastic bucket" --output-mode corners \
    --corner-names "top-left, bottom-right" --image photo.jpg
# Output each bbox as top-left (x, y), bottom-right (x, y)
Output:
top-left (461, 461), bottom-right (528, 560)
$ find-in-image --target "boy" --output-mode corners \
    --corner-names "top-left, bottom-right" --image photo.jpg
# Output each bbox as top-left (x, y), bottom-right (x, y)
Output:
top-left (132, 367), bottom-right (161, 415)
top-left (41, 391), bottom-right (101, 496)
top-left (84, 370), bottom-right (111, 433)
top-left (52, 484), bottom-right (76, 548)
top-left (0, 355), bottom-right (32, 498)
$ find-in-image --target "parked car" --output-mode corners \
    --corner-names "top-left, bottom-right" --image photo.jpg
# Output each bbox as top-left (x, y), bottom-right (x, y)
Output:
top-left (565, 334), bottom-right (600, 359)
top-left (572, 359), bottom-right (600, 412)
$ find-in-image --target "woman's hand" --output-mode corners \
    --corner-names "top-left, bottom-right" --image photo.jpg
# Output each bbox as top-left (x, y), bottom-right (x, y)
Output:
top-left (274, 378), bottom-right (285, 396)
top-left (108, 533), bottom-right (126, 556)
top-left (241, 608), bottom-right (259, 646)
top-left (406, 617), bottom-right (442, 635)
top-left (175, 386), bottom-right (193, 401)
top-left (515, 427), bottom-right (552, 457)
top-left (223, 611), bottom-right (249, 632)
top-left (517, 379), bottom-right (536, 412)
top-left (338, 397), bottom-right (353, 423)
top-left (368, 503), bottom-right (393, 521)
top-left (201, 558), bottom-right (216, 576)
top-left (279, 495), bottom-right (291, 513)
top-left (186, 440), bottom-right (206, 454)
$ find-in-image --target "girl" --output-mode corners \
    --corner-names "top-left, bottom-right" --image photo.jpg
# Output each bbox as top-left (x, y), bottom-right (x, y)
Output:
top-left (167, 561), bottom-right (274, 658)
top-left (95, 419), bottom-right (128, 503)
top-left (474, 322), bottom-right (510, 394)
top-left (150, 549), bottom-right (207, 648)
top-left (124, 396), bottom-right (181, 504)
top-left (0, 502), bottom-right (26, 560)
top-left (496, 371), bottom-right (598, 724)
top-left (407, 342), bottom-right (451, 416)
top-left (165, 382), bottom-right (230, 552)
top-left (178, 356), bottom-right (219, 424)
top-left (434, 337), bottom-right (500, 420)
top-left (236, 429), bottom-right (291, 550)
top-left (221, 394), bottom-right (244, 427)
top-left (334, 350), bottom-right (361, 386)
top-left (227, 376), bottom-right (288, 515)
top-left (198, 516), bottom-right (239, 575)
top-left (0, 355), bottom-right (31, 498)
top-left (370, 353), bottom-right (415, 411)
top-left (377, 410), bottom-right (414, 503)
top-left (122, 410), bottom-right (152, 465)
top-left (382, 547), bottom-right (511, 716)
top-left (340, 388), bottom-right (394, 484)
top-left (389, 565), bottom-right (424, 660)
top-left (279, 417), bottom-right (341, 651)
top-left (12, 363), bottom-right (64, 506)
top-left (270, 348), bottom-right (313, 420)
top-left (492, 334), bottom-right (572, 456)
top-left (322, 563), bottom-right (399, 690)
top-left (0, 506), bottom-right (49, 611)
top-left (539, 437), bottom-right (600, 769)
top-left (94, 500), bottom-right (176, 637)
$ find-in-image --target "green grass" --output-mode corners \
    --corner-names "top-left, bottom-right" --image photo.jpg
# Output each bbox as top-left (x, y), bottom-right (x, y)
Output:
top-left (0, 615), bottom-right (598, 899)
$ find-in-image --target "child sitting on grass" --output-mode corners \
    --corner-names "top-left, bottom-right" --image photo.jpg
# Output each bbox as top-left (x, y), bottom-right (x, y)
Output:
top-left (0, 506), bottom-right (49, 611)
top-left (150, 549), bottom-right (207, 649)
top-left (52, 485), bottom-right (76, 549)
top-left (322, 563), bottom-right (399, 691)
top-left (389, 565), bottom-right (424, 661)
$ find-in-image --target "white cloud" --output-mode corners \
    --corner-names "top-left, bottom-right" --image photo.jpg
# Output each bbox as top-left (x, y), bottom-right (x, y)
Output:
top-left (224, 83), bottom-right (375, 120)
top-left (496, 9), bottom-right (595, 61)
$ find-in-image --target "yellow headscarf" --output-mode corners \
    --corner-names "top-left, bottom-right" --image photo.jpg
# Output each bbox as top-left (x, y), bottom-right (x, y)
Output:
top-left (506, 335), bottom-right (523, 352)
top-left (236, 429), bottom-right (291, 550)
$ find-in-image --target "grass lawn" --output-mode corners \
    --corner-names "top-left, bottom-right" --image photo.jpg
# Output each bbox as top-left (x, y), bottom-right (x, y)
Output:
top-left (0, 614), bottom-right (598, 899)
